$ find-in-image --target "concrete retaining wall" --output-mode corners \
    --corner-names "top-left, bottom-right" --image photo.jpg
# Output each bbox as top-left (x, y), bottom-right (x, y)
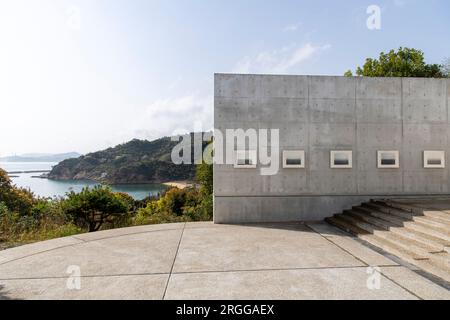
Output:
top-left (214, 74), bottom-right (450, 223)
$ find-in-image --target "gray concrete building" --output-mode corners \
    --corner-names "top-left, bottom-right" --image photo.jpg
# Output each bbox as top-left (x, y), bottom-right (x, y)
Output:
top-left (214, 74), bottom-right (450, 223)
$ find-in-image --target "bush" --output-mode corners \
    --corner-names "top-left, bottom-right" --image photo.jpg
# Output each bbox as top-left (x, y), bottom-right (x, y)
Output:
top-left (134, 187), bottom-right (213, 225)
top-left (0, 199), bottom-right (78, 244)
top-left (0, 168), bottom-right (36, 215)
top-left (160, 188), bottom-right (201, 216)
top-left (0, 202), bottom-right (15, 242)
top-left (62, 186), bottom-right (130, 232)
top-left (134, 208), bottom-right (189, 225)
top-left (183, 194), bottom-right (213, 222)
top-left (196, 163), bottom-right (213, 196)
top-left (0, 156), bottom-right (215, 246)
top-left (29, 223), bottom-right (83, 242)
top-left (0, 202), bottom-right (8, 216)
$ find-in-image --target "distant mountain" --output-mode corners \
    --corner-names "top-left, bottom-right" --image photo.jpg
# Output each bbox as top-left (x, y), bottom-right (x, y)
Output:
top-left (0, 152), bottom-right (81, 163)
top-left (48, 136), bottom-right (205, 184)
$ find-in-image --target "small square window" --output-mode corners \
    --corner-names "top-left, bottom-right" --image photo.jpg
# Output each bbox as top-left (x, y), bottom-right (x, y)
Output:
top-left (424, 151), bottom-right (445, 169)
top-left (234, 150), bottom-right (257, 169)
top-left (330, 151), bottom-right (352, 169)
top-left (377, 151), bottom-right (400, 169)
top-left (283, 150), bottom-right (305, 169)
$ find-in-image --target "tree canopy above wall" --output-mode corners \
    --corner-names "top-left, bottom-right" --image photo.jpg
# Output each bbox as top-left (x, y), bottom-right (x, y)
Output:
top-left (345, 47), bottom-right (449, 78)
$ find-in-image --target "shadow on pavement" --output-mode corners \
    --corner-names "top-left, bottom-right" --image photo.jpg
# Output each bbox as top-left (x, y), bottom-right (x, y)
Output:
top-left (0, 284), bottom-right (13, 300)
top-left (227, 221), bottom-right (330, 234)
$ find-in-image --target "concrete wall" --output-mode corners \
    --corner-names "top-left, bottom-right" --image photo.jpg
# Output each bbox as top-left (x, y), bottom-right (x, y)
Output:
top-left (214, 74), bottom-right (450, 223)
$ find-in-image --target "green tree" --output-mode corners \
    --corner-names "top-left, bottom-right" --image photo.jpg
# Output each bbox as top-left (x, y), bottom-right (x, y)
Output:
top-left (62, 186), bottom-right (130, 232)
top-left (196, 162), bottom-right (213, 195)
top-left (0, 168), bottom-right (35, 215)
top-left (157, 188), bottom-right (200, 216)
top-left (442, 58), bottom-right (450, 77)
top-left (346, 47), bottom-right (447, 78)
top-left (344, 70), bottom-right (353, 77)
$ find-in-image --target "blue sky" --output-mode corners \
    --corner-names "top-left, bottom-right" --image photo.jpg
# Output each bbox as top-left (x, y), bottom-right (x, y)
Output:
top-left (0, 0), bottom-right (449, 155)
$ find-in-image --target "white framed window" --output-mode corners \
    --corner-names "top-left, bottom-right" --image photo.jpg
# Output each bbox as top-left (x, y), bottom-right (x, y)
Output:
top-left (283, 150), bottom-right (305, 169)
top-left (424, 151), bottom-right (445, 169)
top-left (234, 150), bottom-right (257, 169)
top-left (377, 151), bottom-right (400, 169)
top-left (330, 151), bottom-right (352, 169)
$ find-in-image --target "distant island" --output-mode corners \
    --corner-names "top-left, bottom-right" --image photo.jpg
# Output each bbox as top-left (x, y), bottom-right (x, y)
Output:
top-left (0, 152), bottom-right (81, 163)
top-left (47, 136), bottom-right (202, 184)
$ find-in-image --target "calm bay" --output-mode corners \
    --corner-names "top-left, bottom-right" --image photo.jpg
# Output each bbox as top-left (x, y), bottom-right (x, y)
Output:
top-left (0, 162), bottom-right (166, 200)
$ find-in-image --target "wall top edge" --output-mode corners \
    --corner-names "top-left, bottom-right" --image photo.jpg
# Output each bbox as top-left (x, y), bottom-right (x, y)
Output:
top-left (214, 73), bottom-right (450, 81)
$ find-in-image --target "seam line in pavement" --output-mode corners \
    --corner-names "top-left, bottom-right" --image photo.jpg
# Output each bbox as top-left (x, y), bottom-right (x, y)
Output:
top-left (0, 223), bottom-right (222, 267)
top-left (0, 243), bottom-right (82, 267)
top-left (305, 224), bottom-right (369, 267)
top-left (0, 223), bottom-right (302, 266)
top-left (0, 265), bottom-right (401, 282)
top-left (378, 271), bottom-right (423, 300)
top-left (70, 227), bottom-right (183, 243)
top-left (354, 237), bottom-right (450, 292)
top-left (162, 222), bottom-right (186, 300)
top-left (70, 237), bottom-right (87, 243)
top-left (0, 225), bottom-right (202, 267)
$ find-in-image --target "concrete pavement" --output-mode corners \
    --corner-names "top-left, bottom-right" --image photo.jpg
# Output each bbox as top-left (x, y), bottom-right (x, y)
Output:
top-left (0, 222), bottom-right (449, 300)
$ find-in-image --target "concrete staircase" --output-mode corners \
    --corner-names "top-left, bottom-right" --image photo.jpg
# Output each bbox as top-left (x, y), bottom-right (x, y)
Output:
top-left (326, 199), bottom-right (450, 283)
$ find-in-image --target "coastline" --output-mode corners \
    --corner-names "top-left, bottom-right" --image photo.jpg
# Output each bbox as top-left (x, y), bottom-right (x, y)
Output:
top-left (163, 181), bottom-right (194, 189)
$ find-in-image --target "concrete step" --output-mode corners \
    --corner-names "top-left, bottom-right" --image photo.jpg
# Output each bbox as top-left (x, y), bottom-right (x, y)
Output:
top-left (376, 200), bottom-right (450, 223)
top-left (335, 210), bottom-right (446, 252)
top-left (429, 252), bottom-right (450, 271)
top-left (403, 221), bottom-right (450, 244)
top-left (325, 216), bottom-right (369, 237)
top-left (364, 202), bottom-right (413, 220)
top-left (344, 209), bottom-right (404, 231)
top-left (328, 200), bottom-right (450, 283)
top-left (413, 259), bottom-right (450, 283)
top-left (410, 215), bottom-right (450, 230)
top-left (375, 200), bottom-right (418, 213)
top-left (388, 227), bottom-right (449, 253)
top-left (371, 231), bottom-right (429, 259)
top-left (422, 210), bottom-right (450, 223)
top-left (374, 229), bottom-right (444, 255)
top-left (359, 233), bottom-right (428, 262)
top-left (337, 213), bottom-right (382, 234)
top-left (350, 203), bottom-right (450, 246)
top-left (420, 212), bottom-right (450, 224)
top-left (372, 201), bottom-right (450, 230)
top-left (371, 230), bottom-right (450, 267)
top-left (362, 202), bottom-right (450, 235)
top-left (359, 234), bottom-right (450, 283)
top-left (353, 206), bottom-right (406, 226)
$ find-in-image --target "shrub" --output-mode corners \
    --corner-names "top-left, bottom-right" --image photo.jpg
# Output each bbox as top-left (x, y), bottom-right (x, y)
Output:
top-left (134, 208), bottom-right (189, 225)
top-left (62, 186), bottom-right (130, 232)
top-left (0, 202), bottom-right (9, 217)
top-left (29, 223), bottom-right (83, 242)
top-left (182, 194), bottom-right (213, 221)
top-left (0, 168), bottom-right (36, 215)
top-left (159, 188), bottom-right (201, 216)
top-left (196, 163), bottom-right (213, 196)
top-left (133, 187), bottom-right (213, 226)
top-left (0, 202), bottom-right (37, 242)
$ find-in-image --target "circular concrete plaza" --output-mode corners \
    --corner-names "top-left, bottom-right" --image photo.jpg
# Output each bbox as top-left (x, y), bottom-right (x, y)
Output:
top-left (0, 222), bottom-right (449, 300)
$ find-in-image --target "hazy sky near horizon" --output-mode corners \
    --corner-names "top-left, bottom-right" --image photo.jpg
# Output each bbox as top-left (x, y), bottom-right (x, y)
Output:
top-left (1, 0), bottom-right (449, 156)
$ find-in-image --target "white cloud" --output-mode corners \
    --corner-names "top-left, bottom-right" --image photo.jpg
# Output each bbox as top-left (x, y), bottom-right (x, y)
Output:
top-left (393, 0), bottom-right (407, 7)
top-left (283, 23), bottom-right (301, 32)
top-left (132, 95), bottom-right (213, 140)
top-left (168, 76), bottom-right (183, 91)
top-left (232, 43), bottom-right (331, 74)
